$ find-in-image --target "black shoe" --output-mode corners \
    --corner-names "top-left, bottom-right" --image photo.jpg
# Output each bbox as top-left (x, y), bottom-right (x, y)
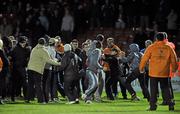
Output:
top-left (160, 101), bottom-right (168, 105)
top-left (108, 97), bottom-right (115, 100)
top-left (146, 107), bottom-right (157, 111)
top-left (123, 96), bottom-right (128, 100)
top-left (131, 95), bottom-right (140, 101)
top-left (169, 105), bottom-right (174, 111)
top-left (25, 100), bottom-right (30, 103)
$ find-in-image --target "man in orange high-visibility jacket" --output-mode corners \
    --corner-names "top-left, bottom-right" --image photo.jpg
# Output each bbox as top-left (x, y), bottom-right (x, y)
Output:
top-left (139, 32), bottom-right (178, 111)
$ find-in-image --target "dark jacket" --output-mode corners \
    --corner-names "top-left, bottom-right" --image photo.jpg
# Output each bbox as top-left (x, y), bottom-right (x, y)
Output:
top-left (106, 55), bottom-right (123, 78)
top-left (10, 44), bottom-right (31, 68)
top-left (59, 51), bottom-right (79, 80)
top-left (0, 50), bottom-right (9, 77)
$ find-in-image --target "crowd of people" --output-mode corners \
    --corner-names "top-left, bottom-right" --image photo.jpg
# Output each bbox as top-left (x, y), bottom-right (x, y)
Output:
top-left (0, 0), bottom-right (179, 45)
top-left (0, 31), bottom-right (179, 111)
top-left (0, 0), bottom-right (179, 112)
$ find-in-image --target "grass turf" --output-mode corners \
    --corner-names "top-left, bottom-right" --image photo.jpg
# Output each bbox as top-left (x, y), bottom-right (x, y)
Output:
top-left (0, 92), bottom-right (180, 114)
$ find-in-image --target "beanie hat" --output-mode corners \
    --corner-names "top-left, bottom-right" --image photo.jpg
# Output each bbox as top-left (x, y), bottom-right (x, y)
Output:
top-left (64, 44), bottom-right (72, 52)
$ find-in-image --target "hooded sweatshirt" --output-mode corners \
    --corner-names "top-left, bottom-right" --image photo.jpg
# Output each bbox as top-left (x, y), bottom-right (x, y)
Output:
top-left (86, 40), bottom-right (103, 73)
top-left (122, 43), bottom-right (142, 71)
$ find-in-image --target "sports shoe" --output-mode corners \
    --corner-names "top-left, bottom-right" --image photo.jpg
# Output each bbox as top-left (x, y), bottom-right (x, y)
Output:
top-left (169, 105), bottom-right (174, 111)
top-left (160, 101), bottom-right (168, 105)
top-left (131, 95), bottom-right (140, 101)
top-left (66, 101), bottom-right (76, 104)
top-left (85, 100), bottom-right (92, 104)
top-left (81, 94), bottom-right (87, 100)
top-left (75, 99), bottom-right (79, 104)
top-left (146, 107), bottom-right (157, 111)
top-left (0, 100), bottom-right (4, 105)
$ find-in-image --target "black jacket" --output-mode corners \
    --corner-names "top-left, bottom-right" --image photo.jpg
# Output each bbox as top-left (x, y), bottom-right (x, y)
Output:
top-left (59, 51), bottom-right (79, 80)
top-left (106, 55), bottom-right (123, 78)
top-left (10, 44), bottom-right (30, 68)
top-left (0, 50), bottom-right (9, 69)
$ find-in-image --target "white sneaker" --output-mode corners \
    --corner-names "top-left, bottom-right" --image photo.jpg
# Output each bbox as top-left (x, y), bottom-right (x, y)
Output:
top-left (85, 100), bottom-right (92, 104)
top-left (81, 94), bottom-right (87, 100)
top-left (66, 101), bottom-right (76, 104)
top-left (53, 98), bottom-right (60, 103)
top-left (75, 99), bottom-right (79, 104)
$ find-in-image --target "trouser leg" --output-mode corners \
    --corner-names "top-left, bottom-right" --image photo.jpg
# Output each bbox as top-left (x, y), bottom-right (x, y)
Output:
top-left (105, 71), bottom-right (114, 100)
top-left (85, 70), bottom-right (98, 101)
top-left (56, 72), bottom-right (65, 98)
top-left (34, 74), bottom-right (44, 103)
top-left (149, 77), bottom-right (158, 108)
top-left (64, 79), bottom-right (77, 101)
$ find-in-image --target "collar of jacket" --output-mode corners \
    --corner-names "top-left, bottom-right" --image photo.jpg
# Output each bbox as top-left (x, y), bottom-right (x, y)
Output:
top-left (154, 41), bottom-right (166, 45)
top-left (36, 44), bottom-right (45, 49)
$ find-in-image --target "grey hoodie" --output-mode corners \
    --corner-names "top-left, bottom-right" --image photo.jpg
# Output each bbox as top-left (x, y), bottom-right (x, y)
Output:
top-left (121, 43), bottom-right (143, 71)
top-left (87, 40), bottom-right (103, 72)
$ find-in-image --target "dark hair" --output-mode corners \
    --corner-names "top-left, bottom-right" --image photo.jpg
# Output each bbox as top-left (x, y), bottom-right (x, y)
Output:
top-left (18, 36), bottom-right (27, 43)
top-left (155, 32), bottom-right (165, 41)
top-left (72, 39), bottom-right (78, 43)
top-left (82, 42), bottom-right (88, 48)
top-left (96, 34), bottom-right (104, 42)
top-left (38, 38), bottom-right (46, 45)
top-left (96, 41), bottom-right (102, 49)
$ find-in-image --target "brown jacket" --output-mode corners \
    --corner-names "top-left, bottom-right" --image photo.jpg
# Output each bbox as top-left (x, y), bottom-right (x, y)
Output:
top-left (139, 41), bottom-right (178, 78)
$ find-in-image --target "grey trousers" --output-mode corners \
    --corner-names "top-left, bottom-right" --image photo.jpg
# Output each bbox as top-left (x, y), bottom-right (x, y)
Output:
top-left (94, 70), bottom-right (104, 100)
top-left (85, 69), bottom-right (98, 100)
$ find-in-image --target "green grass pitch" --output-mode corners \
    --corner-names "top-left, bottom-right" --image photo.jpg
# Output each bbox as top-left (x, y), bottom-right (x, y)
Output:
top-left (0, 92), bottom-right (180, 114)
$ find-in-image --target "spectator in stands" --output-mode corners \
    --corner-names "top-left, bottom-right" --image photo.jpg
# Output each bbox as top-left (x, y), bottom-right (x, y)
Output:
top-left (167, 9), bottom-right (178, 37)
top-left (0, 18), bottom-right (13, 37)
top-left (101, 0), bottom-right (115, 28)
top-left (89, 0), bottom-right (101, 30)
top-left (61, 8), bottom-right (74, 43)
top-left (38, 10), bottom-right (49, 32)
